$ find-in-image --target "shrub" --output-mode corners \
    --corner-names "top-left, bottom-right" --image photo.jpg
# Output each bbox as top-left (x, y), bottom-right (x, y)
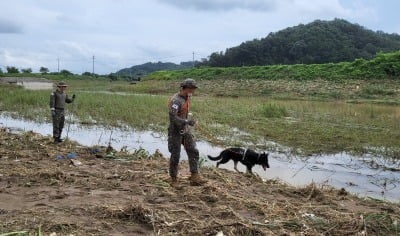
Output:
top-left (261, 103), bottom-right (288, 118)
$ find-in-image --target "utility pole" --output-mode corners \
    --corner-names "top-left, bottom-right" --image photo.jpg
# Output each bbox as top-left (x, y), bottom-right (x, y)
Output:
top-left (57, 58), bottom-right (60, 73)
top-left (92, 55), bottom-right (95, 76)
top-left (192, 51), bottom-right (195, 68)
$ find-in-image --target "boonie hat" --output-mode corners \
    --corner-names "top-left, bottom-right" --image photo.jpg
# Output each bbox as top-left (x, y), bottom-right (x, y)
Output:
top-left (180, 78), bottom-right (198, 89)
top-left (56, 81), bottom-right (68, 87)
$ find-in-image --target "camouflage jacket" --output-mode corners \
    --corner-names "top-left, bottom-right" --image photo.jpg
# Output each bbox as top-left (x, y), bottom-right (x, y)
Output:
top-left (168, 93), bottom-right (190, 132)
top-left (50, 90), bottom-right (73, 110)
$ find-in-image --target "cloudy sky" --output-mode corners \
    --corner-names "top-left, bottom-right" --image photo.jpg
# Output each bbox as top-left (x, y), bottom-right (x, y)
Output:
top-left (0, 0), bottom-right (399, 74)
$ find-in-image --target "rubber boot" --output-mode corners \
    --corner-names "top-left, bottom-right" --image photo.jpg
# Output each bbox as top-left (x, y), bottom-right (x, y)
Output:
top-left (168, 176), bottom-right (178, 187)
top-left (189, 173), bottom-right (206, 186)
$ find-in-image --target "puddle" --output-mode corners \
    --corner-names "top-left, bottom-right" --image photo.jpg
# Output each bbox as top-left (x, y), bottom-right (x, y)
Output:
top-left (17, 81), bottom-right (53, 90)
top-left (1, 113), bottom-right (399, 202)
top-left (0, 77), bottom-right (53, 90)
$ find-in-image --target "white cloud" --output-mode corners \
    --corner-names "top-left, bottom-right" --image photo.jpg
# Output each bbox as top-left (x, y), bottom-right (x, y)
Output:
top-left (157, 0), bottom-right (278, 11)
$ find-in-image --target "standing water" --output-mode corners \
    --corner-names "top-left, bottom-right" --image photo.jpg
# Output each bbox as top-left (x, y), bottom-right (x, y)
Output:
top-left (1, 113), bottom-right (399, 202)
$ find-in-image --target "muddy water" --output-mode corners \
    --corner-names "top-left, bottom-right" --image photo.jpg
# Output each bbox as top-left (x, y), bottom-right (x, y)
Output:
top-left (17, 81), bottom-right (53, 90)
top-left (0, 77), bottom-right (53, 90)
top-left (1, 113), bottom-right (399, 202)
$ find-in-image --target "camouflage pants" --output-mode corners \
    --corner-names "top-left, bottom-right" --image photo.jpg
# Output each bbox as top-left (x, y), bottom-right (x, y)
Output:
top-left (52, 110), bottom-right (65, 139)
top-left (168, 128), bottom-right (199, 178)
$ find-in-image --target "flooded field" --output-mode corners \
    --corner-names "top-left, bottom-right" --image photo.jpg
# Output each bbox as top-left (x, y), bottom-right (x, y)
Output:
top-left (1, 113), bottom-right (399, 202)
top-left (0, 77), bottom-right (53, 90)
top-left (16, 81), bottom-right (53, 90)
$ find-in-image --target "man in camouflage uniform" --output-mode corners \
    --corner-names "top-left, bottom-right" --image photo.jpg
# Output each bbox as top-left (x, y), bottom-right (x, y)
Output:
top-left (50, 81), bottom-right (75, 143)
top-left (168, 78), bottom-right (206, 186)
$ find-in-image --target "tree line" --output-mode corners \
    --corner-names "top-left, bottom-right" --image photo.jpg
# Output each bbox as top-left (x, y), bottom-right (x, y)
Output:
top-left (200, 19), bottom-right (400, 67)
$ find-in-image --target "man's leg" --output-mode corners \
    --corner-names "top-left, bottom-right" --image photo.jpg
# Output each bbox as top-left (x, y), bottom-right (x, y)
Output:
top-left (58, 111), bottom-right (65, 141)
top-left (53, 111), bottom-right (61, 142)
top-left (184, 133), bottom-right (206, 186)
top-left (183, 133), bottom-right (199, 173)
top-left (168, 132), bottom-right (182, 179)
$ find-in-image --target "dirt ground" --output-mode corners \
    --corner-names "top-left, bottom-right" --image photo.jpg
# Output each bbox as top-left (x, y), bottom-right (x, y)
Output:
top-left (0, 128), bottom-right (399, 236)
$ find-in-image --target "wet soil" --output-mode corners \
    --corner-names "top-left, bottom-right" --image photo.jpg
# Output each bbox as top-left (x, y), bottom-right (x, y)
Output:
top-left (0, 128), bottom-right (399, 235)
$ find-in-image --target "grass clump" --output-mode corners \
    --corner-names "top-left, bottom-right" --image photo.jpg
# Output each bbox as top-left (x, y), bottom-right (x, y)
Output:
top-left (261, 103), bottom-right (288, 118)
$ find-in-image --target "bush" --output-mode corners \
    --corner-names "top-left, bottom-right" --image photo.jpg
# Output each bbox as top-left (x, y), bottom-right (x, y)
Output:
top-left (6, 66), bottom-right (19, 73)
top-left (40, 67), bottom-right (49, 74)
top-left (60, 69), bottom-right (73, 76)
top-left (21, 68), bottom-right (32, 73)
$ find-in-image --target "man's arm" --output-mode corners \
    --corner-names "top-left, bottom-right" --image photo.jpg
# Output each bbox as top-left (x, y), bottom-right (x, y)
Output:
top-left (169, 101), bottom-right (187, 127)
top-left (50, 92), bottom-right (56, 110)
top-left (65, 94), bottom-right (75, 103)
top-left (50, 92), bottom-right (56, 116)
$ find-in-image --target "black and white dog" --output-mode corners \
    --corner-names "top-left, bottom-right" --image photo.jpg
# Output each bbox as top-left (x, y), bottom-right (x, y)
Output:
top-left (207, 147), bottom-right (270, 174)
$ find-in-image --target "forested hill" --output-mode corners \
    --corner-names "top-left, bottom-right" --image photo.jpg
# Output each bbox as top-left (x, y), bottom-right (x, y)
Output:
top-left (201, 19), bottom-right (400, 67)
top-left (116, 61), bottom-right (194, 76)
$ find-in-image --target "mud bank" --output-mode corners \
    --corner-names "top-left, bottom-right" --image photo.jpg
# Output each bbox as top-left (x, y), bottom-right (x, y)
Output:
top-left (0, 129), bottom-right (399, 235)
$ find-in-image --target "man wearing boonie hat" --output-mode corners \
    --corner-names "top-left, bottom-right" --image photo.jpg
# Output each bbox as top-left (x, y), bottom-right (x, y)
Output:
top-left (167, 78), bottom-right (206, 186)
top-left (49, 81), bottom-right (75, 143)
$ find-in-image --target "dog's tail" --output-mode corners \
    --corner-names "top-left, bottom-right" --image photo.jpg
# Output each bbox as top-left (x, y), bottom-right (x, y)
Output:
top-left (207, 154), bottom-right (222, 161)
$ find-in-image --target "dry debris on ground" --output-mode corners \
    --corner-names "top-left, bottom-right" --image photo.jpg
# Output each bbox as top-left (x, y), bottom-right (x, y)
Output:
top-left (0, 128), bottom-right (399, 235)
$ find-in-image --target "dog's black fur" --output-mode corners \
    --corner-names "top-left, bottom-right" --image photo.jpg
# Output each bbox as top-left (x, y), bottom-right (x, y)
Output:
top-left (207, 147), bottom-right (269, 174)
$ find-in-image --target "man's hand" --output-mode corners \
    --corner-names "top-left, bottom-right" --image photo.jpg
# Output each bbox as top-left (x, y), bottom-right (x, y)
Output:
top-left (51, 110), bottom-right (56, 117)
top-left (72, 94), bottom-right (76, 99)
top-left (187, 119), bottom-right (196, 126)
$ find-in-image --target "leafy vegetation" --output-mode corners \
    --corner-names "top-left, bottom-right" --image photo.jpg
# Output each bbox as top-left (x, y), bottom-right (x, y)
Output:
top-left (201, 19), bottom-right (400, 67)
top-left (147, 50), bottom-right (400, 81)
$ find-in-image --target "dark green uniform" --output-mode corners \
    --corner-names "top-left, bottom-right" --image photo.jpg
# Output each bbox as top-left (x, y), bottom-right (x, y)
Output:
top-left (50, 90), bottom-right (74, 141)
top-left (168, 93), bottom-right (199, 178)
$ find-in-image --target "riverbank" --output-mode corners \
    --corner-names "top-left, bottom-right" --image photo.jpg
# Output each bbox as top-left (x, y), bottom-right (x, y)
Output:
top-left (0, 128), bottom-right (399, 235)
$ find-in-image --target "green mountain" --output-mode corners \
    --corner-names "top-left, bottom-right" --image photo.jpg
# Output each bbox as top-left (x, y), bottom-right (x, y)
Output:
top-left (116, 61), bottom-right (194, 78)
top-left (201, 19), bottom-right (400, 67)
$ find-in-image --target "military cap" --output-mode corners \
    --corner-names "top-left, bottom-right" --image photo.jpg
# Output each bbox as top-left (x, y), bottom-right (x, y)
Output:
top-left (56, 81), bottom-right (68, 87)
top-left (180, 78), bottom-right (198, 89)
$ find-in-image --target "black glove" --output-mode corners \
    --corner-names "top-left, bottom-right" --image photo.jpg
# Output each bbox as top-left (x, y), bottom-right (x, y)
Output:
top-left (51, 110), bottom-right (56, 117)
top-left (72, 94), bottom-right (76, 99)
top-left (187, 119), bottom-right (196, 126)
